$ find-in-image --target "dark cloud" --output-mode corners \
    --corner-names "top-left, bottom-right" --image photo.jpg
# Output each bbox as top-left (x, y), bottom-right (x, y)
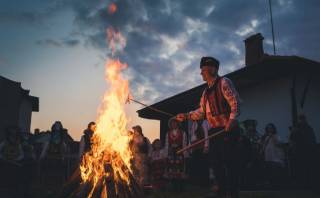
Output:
top-left (0, 0), bottom-right (67, 25)
top-left (3, 0), bottom-right (320, 104)
top-left (36, 39), bottom-right (62, 47)
top-left (36, 38), bottom-right (81, 47)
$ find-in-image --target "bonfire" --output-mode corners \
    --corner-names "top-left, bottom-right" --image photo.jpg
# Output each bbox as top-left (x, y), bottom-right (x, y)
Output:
top-left (59, 3), bottom-right (143, 198)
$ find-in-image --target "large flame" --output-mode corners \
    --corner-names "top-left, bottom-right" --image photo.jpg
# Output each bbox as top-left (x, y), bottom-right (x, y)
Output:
top-left (79, 2), bottom-right (135, 197)
top-left (80, 58), bottom-right (132, 193)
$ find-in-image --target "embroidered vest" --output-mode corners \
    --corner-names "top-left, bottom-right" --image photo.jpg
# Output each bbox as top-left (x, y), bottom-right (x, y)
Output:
top-left (203, 77), bottom-right (231, 118)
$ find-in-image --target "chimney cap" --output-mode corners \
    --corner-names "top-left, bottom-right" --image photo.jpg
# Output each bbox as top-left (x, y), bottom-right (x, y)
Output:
top-left (244, 33), bottom-right (264, 43)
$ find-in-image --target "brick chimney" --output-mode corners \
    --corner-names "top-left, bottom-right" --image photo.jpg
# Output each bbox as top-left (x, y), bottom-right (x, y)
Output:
top-left (244, 33), bottom-right (264, 66)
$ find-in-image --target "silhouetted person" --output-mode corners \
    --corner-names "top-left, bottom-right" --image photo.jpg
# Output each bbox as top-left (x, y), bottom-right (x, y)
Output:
top-left (130, 125), bottom-right (152, 187)
top-left (289, 114), bottom-right (317, 187)
top-left (241, 119), bottom-right (263, 186)
top-left (164, 118), bottom-right (188, 191)
top-left (150, 139), bottom-right (166, 189)
top-left (0, 126), bottom-right (24, 162)
top-left (40, 121), bottom-right (69, 194)
top-left (34, 128), bottom-right (40, 135)
top-left (20, 132), bottom-right (36, 197)
top-left (260, 123), bottom-right (284, 187)
top-left (0, 126), bottom-right (24, 197)
top-left (79, 121), bottom-right (96, 159)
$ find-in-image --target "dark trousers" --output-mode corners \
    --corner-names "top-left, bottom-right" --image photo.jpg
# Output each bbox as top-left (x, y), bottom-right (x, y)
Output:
top-left (189, 149), bottom-right (209, 185)
top-left (209, 127), bottom-right (240, 197)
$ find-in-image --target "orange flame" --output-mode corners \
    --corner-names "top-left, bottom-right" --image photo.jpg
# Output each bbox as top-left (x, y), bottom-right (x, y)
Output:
top-left (80, 3), bottom-right (134, 197)
top-left (108, 2), bottom-right (117, 15)
top-left (79, 58), bottom-right (133, 196)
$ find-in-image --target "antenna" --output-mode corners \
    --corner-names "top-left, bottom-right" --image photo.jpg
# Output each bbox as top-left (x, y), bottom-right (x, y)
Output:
top-left (268, 0), bottom-right (276, 55)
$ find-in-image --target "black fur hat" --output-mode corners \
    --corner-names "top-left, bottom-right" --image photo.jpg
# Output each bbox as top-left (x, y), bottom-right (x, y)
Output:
top-left (200, 56), bottom-right (219, 69)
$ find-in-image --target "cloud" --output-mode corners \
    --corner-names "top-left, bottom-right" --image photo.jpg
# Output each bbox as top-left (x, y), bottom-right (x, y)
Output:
top-left (36, 38), bottom-right (81, 47)
top-left (3, 0), bottom-right (320, 104)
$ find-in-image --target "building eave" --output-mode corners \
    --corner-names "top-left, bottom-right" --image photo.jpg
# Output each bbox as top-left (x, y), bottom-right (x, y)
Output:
top-left (137, 55), bottom-right (320, 120)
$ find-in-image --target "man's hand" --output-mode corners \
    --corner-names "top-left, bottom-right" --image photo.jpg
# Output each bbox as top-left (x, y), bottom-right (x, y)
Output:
top-left (225, 119), bottom-right (236, 132)
top-left (175, 113), bottom-right (187, 122)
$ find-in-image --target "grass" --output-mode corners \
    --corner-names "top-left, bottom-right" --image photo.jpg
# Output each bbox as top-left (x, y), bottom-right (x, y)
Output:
top-left (146, 185), bottom-right (320, 198)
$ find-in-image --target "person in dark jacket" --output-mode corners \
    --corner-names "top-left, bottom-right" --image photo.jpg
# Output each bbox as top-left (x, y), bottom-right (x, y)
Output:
top-left (79, 121), bottom-right (96, 159)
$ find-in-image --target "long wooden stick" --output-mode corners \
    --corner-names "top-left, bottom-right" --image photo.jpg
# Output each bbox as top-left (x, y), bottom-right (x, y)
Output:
top-left (176, 129), bottom-right (225, 154)
top-left (128, 98), bottom-right (174, 117)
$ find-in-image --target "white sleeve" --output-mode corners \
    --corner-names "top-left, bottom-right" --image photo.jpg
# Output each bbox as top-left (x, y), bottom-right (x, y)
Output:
top-left (221, 78), bottom-right (241, 119)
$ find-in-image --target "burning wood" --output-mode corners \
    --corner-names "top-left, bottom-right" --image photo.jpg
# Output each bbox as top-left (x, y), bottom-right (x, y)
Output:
top-left (60, 152), bottom-right (143, 198)
top-left (59, 58), bottom-right (143, 195)
top-left (60, 3), bottom-right (144, 197)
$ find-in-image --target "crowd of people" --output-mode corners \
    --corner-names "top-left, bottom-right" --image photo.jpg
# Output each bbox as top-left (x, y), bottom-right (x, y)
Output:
top-left (1, 57), bottom-right (319, 198)
top-left (126, 115), bottom-right (319, 193)
top-left (0, 117), bottom-right (318, 197)
top-left (0, 121), bottom-right (76, 197)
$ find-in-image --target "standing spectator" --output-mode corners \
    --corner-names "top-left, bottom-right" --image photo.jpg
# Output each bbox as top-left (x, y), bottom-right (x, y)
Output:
top-left (242, 120), bottom-right (261, 150)
top-left (39, 121), bottom-right (69, 193)
top-left (164, 118), bottom-right (188, 191)
top-left (130, 125), bottom-right (152, 187)
top-left (241, 119), bottom-right (263, 186)
top-left (150, 139), bottom-right (166, 189)
top-left (296, 114), bottom-right (316, 146)
top-left (40, 121), bottom-right (68, 160)
top-left (79, 121), bottom-right (96, 159)
top-left (260, 123), bottom-right (284, 186)
top-left (289, 114), bottom-right (317, 187)
top-left (0, 126), bottom-right (24, 197)
top-left (0, 126), bottom-right (24, 162)
top-left (20, 132), bottom-right (36, 197)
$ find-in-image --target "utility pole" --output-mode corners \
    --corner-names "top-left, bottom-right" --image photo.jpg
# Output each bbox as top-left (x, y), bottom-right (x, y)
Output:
top-left (268, 0), bottom-right (276, 55)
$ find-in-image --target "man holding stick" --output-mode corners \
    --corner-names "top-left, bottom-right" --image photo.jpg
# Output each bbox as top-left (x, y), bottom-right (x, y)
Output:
top-left (176, 56), bottom-right (241, 198)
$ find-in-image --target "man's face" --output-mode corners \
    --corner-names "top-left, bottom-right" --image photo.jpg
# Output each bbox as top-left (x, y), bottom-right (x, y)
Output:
top-left (200, 66), bottom-right (217, 82)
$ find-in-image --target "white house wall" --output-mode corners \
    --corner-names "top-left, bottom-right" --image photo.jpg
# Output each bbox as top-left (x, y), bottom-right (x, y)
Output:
top-left (238, 73), bottom-right (320, 142)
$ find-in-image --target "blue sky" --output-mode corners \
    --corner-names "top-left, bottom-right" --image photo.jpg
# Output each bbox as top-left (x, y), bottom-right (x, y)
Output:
top-left (1, 0), bottom-right (319, 141)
